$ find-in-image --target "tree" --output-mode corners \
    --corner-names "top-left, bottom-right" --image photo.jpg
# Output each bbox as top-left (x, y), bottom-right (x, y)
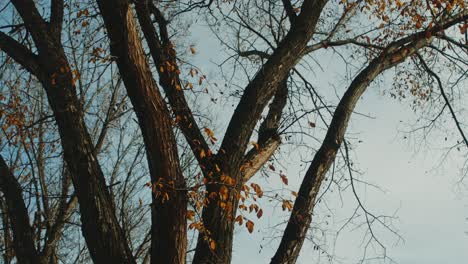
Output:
top-left (0, 0), bottom-right (467, 263)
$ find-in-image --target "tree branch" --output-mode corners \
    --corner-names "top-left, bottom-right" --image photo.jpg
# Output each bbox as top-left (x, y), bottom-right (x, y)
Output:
top-left (240, 77), bottom-right (289, 182)
top-left (49, 0), bottom-right (64, 39)
top-left (10, 0), bottom-right (50, 51)
top-left (4, 2), bottom-right (137, 263)
top-left (134, 0), bottom-right (212, 169)
top-left (281, 0), bottom-right (297, 24)
top-left (0, 155), bottom-right (40, 264)
top-left (96, 1), bottom-right (187, 262)
top-left (416, 54), bottom-right (468, 148)
top-left (194, 1), bottom-right (330, 262)
top-left (219, 0), bottom-right (329, 171)
top-left (270, 22), bottom-right (453, 263)
top-left (0, 32), bottom-right (40, 76)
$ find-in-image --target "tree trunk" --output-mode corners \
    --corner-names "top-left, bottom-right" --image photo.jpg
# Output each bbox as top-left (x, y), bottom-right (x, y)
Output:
top-left (0, 156), bottom-right (40, 264)
top-left (193, 1), bottom-right (329, 262)
top-left (96, 1), bottom-right (187, 263)
top-left (270, 35), bottom-right (434, 264)
top-left (38, 50), bottom-right (136, 264)
top-left (2, 1), bottom-right (136, 262)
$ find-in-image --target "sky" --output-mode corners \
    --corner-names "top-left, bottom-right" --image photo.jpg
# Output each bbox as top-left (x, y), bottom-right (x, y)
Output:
top-left (1, 2), bottom-right (467, 264)
top-left (189, 20), bottom-right (468, 263)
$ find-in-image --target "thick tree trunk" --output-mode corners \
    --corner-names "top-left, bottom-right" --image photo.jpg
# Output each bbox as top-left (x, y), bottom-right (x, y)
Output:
top-left (1, 1), bottom-right (136, 262)
top-left (0, 199), bottom-right (14, 264)
top-left (270, 64), bottom-right (384, 264)
top-left (270, 36), bottom-right (434, 264)
top-left (0, 156), bottom-right (40, 264)
top-left (96, 2), bottom-right (187, 263)
top-left (38, 52), bottom-right (136, 264)
top-left (134, 1), bottom-right (211, 169)
top-left (193, 1), bottom-right (329, 263)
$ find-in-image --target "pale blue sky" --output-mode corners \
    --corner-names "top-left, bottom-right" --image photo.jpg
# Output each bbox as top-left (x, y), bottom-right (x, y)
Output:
top-left (189, 21), bottom-right (468, 263)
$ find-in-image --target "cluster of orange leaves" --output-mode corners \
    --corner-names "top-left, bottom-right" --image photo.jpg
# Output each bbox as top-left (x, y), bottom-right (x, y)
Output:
top-left (145, 179), bottom-right (175, 203)
top-left (0, 91), bottom-right (30, 146)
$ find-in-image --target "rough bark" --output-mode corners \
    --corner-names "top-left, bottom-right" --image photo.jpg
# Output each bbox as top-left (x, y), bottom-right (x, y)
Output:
top-left (0, 155), bottom-right (40, 264)
top-left (36, 39), bottom-right (136, 264)
top-left (269, 11), bottom-right (468, 261)
top-left (193, 1), bottom-right (329, 262)
top-left (270, 36), bottom-right (434, 264)
top-left (134, 0), bottom-right (211, 168)
top-left (241, 137), bottom-right (281, 183)
top-left (0, 198), bottom-right (15, 264)
top-left (1, 1), bottom-right (136, 263)
top-left (96, 1), bottom-right (187, 263)
top-left (42, 194), bottom-right (77, 263)
top-left (241, 77), bottom-right (289, 182)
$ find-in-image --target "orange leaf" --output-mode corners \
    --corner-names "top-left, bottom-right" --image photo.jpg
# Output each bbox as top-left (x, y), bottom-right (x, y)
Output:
top-left (246, 220), bottom-right (254, 233)
top-left (415, 21), bottom-right (422, 29)
top-left (250, 141), bottom-right (259, 150)
top-left (280, 174), bottom-right (288, 185)
top-left (219, 186), bottom-right (229, 201)
top-left (256, 209), bottom-right (263, 218)
top-left (282, 200), bottom-right (293, 211)
top-left (235, 215), bottom-right (244, 225)
top-left (268, 164), bottom-right (276, 171)
top-left (187, 210), bottom-right (195, 221)
top-left (204, 127), bottom-right (215, 138)
top-left (209, 240), bottom-right (216, 250)
top-left (200, 149), bottom-right (206, 159)
top-left (250, 183), bottom-right (263, 198)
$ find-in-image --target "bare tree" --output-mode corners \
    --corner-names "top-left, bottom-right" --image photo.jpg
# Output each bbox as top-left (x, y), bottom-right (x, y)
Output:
top-left (0, 0), bottom-right (467, 264)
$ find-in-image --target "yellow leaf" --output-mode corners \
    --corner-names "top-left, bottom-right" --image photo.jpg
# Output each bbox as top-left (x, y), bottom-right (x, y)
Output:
top-left (220, 202), bottom-right (227, 209)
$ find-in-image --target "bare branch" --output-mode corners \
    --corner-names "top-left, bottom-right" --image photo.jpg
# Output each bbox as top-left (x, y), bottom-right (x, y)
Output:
top-left (96, 1), bottom-right (187, 262)
top-left (271, 30), bottom-right (435, 264)
top-left (417, 54), bottom-right (468, 148)
top-left (281, 0), bottom-right (297, 24)
top-left (134, 0), bottom-right (212, 169)
top-left (0, 32), bottom-right (40, 76)
top-left (10, 0), bottom-right (50, 50)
